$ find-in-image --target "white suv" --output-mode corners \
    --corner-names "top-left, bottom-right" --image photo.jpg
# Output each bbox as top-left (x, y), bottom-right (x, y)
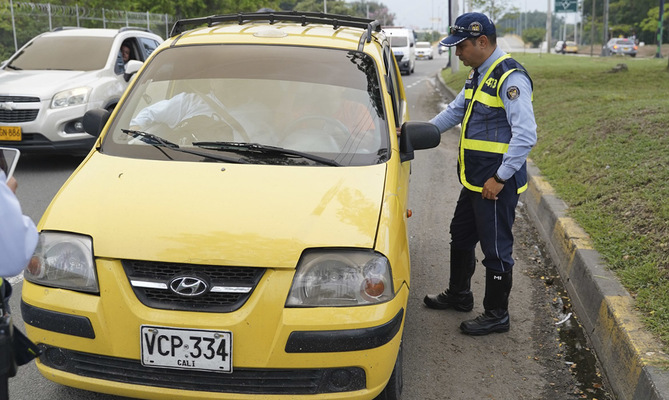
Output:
top-left (0, 27), bottom-right (163, 154)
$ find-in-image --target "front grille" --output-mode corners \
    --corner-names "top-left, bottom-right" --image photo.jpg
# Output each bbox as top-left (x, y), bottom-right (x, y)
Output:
top-left (40, 346), bottom-right (366, 395)
top-left (394, 54), bottom-right (403, 63)
top-left (0, 109), bottom-right (39, 123)
top-left (122, 260), bottom-right (265, 313)
top-left (0, 96), bottom-right (40, 123)
top-left (0, 95), bottom-right (40, 102)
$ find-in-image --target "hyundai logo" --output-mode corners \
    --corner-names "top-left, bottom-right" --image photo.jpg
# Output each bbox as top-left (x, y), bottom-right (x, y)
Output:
top-left (169, 276), bottom-right (209, 297)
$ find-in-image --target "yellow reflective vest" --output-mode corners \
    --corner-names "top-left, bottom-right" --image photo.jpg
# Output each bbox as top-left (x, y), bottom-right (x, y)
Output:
top-left (459, 54), bottom-right (533, 194)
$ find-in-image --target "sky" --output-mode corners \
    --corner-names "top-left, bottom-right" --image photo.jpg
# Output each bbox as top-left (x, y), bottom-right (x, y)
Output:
top-left (379, 0), bottom-right (551, 31)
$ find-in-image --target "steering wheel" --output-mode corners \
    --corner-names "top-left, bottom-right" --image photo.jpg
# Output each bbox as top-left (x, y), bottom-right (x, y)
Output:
top-left (282, 115), bottom-right (350, 151)
top-left (212, 108), bottom-right (251, 142)
top-left (175, 111), bottom-right (251, 144)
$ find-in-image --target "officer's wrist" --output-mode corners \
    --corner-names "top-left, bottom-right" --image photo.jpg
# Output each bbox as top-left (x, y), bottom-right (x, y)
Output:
top-left (493, 173), bottom-right (506, 184)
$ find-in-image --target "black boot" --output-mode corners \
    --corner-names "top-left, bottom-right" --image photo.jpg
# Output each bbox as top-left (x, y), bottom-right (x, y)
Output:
top-left (424, 247), bottom-right (476, 312)
top-left (460, 270), bottom-right (512, 335)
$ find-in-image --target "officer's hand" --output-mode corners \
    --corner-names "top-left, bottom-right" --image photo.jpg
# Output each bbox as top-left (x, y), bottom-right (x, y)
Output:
top-left (482, 177), bottom-right (504, 200)
top-left (7, 176), bottom-right (18, 193)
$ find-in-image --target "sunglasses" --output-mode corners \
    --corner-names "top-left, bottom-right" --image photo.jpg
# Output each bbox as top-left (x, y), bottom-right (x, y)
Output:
top-left (449, 25), bottom-right (482, 37)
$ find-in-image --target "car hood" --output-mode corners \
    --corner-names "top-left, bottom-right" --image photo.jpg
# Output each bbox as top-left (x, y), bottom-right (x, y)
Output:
top-left (0, 69), bottom-right (102, 99)
top-left (40, 153), bottom-right (387, 268)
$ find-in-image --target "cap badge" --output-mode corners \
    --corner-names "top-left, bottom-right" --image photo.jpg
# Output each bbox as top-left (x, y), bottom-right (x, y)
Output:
top-left (469, 22), bottom-right (482, 34)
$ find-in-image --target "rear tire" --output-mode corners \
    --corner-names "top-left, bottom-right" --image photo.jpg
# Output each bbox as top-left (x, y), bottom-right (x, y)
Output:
top-left (374, 341), bottom-right (403, 400)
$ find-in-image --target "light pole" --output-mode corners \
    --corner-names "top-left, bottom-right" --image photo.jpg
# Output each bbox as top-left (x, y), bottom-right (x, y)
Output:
top-left (656, 0), bottom-right (665, 58)
top-left (601, 0), bottom-right (609, 55)
top-left (546, 0), bottom-right (552, 54)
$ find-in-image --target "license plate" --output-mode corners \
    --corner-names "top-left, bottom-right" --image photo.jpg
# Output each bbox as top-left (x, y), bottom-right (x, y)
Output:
top-left (140, 325), bottom-right (232, 373)
top-left (0, 126), bottom-right (21, 141)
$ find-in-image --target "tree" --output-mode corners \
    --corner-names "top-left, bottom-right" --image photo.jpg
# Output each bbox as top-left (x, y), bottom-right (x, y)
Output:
top-left (469, 0), bottom-right (512, 22)
top-left (521, 27), bottom-right (546, 48)
top-left (639, 4), bottom-right (669, 43)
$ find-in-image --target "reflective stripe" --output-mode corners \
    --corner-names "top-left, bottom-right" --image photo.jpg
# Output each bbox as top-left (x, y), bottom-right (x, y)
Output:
top-left (462, 138), bottom-right (509, 153)
top-left (471, 89), bottom-right (504, 108)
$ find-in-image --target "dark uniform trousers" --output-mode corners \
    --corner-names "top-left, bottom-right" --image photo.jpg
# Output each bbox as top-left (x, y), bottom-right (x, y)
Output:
top-left (449, 175), bottom-right (519, 273)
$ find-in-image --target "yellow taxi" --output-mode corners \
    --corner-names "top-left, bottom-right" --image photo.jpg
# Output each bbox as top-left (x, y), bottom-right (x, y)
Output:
top-left (21, 11), bottom-right (440, 400)
top-left (564, 41), bottom-right (578, 54)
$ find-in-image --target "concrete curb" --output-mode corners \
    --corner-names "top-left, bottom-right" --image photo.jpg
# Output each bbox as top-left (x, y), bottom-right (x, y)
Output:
top-left (433, 71), bottom-right (669, 400)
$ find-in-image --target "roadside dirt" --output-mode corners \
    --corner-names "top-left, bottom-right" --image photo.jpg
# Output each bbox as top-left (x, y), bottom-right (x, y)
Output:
top-left (514, 204), bottom-right (613, 400)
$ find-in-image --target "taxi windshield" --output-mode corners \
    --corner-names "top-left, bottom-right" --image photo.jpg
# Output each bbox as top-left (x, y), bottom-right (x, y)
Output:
top-left (102, 44), bottom-right (389, 167)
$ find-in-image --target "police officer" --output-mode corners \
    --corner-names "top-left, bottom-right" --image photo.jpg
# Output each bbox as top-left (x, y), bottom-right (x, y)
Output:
top-left (423, 12), bottom-right (537, 335)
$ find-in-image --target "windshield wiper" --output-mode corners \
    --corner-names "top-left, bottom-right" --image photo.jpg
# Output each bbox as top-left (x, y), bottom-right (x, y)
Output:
top-left (191, 141), bottom-right (340, 166)
top-left (122, 129), bottom-right (180, 148)
top-left (120, 129), bottom-right (248, 164)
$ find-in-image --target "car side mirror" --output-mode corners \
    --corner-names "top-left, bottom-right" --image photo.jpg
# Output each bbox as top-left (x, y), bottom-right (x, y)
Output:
top-left (399, 121), bottom-right (441, 162)
top-left (123, 60), bottom-right (143, 82)
top-left (82, 108), bottom-right (111, 137)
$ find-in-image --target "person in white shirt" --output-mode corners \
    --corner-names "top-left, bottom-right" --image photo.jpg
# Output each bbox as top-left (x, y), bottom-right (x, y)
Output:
top-left (0, 172), bottom-right (38, 278)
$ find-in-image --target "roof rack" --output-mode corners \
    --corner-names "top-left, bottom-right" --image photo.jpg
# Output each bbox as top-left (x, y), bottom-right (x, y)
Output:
top-left (170, 11), bottom-right (381, 45)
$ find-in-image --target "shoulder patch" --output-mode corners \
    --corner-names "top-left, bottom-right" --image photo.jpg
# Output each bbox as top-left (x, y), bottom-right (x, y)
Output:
top-left (506, 86), bottom-right (520, 100)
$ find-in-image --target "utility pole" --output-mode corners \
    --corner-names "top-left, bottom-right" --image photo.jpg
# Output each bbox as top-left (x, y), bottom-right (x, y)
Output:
top-left (656, 0), bottom-right (665, 58)
top-left (602, 0), bottom-right (609, 55)
top-left (450, 0), bottom-right (460, 73)
top-left (546, 0), bottom-right (552, 53)
top-left (590, 0), bottom-right (596, 56)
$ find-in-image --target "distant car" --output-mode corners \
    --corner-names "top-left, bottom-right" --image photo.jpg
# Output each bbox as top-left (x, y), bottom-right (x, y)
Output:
top-left (415, 41), bottom-right (433, 59)
top-left (607, 38), bottom-right (637, 57)
top-left (563, 41), bottom-right (578, 54)
top-left (383, 27), bottom-right (416, 75)
top-left (0, 27), bottom-right (163, 154)
top-left (438, 42), bottom-right (447, 55)
top-left (554, 40), bottom-right (564, 53)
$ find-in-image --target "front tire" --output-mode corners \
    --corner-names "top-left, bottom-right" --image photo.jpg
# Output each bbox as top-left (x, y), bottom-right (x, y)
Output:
top-left (374, 341), bottom-right (403, 400)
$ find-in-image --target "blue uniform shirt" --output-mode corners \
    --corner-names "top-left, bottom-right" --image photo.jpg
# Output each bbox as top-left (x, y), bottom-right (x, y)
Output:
top-left (430, 46), bottom-right (537, 181)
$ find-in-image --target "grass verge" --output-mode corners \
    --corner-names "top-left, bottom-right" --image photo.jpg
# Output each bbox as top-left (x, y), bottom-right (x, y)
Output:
top-left (441, 52), bottom-right (669, 351)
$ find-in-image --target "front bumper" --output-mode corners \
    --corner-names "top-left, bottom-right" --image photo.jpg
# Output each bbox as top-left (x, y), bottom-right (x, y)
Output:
top-left (397, 60), bottom-right (410, 72)
top-left (0, 98), bottom-right (97, 154)
top-left (21, 259), bottom-right (407, 399)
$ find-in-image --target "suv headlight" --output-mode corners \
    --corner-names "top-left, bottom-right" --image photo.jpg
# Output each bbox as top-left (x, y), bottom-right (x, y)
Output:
top-left (51, 87), bottom-right (90, 109)
top-left (286, 249), bottom-right (394, 307)
top-left (25, 232), bottom-right (98, 293)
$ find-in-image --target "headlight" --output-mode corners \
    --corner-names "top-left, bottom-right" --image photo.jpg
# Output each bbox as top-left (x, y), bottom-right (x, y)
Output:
top-left (51, 87), bottom-right (90, 109)
top-left (24, 232), bottom-right (98, 293)
top-left (286, 249), bottom-right (394, 307)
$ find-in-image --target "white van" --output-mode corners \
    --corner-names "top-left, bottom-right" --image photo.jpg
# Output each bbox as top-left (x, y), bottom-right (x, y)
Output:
top-left (382, 27), bottom-right (416, 75)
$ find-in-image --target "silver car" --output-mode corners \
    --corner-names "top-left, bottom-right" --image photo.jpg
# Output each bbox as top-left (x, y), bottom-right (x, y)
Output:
top-left (606, 38), bottom-right (637, 57)
top-left (0, 28), bottom-right (162, 154)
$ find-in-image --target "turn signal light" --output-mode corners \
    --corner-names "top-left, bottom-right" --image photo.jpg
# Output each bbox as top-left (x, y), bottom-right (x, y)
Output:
top-left (362, 277), bottom-right (385, 298)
